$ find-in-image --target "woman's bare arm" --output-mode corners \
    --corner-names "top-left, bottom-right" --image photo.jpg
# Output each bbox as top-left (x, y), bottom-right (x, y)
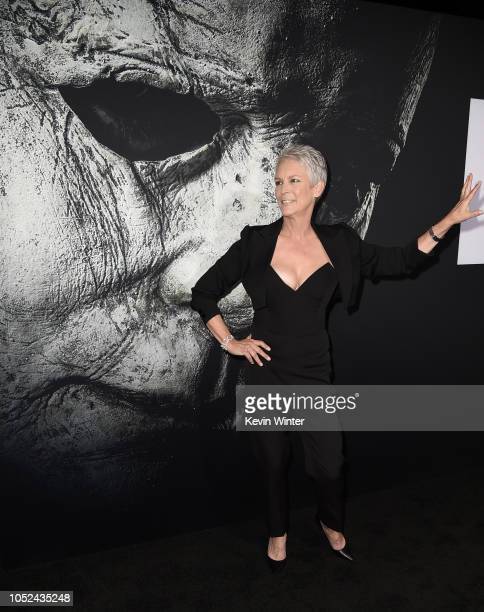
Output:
top-left (205, 314), bottom-right (271, 366)
top-left (206, 313), bottom-right (233, 345)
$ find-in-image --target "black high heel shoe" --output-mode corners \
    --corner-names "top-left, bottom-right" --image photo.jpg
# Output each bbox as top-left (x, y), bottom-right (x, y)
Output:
top-left (266, 554), bottom-right (287, 573)
top-left (314, 516), bottom-right (354, 561)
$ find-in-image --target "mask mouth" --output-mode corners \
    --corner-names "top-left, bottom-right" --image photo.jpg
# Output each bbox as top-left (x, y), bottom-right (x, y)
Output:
top-left (9, 376), bottom-right (198, 459)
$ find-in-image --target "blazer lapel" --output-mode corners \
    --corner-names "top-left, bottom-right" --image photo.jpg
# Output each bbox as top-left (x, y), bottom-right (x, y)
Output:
top-left (312, 222), bottom-right (353, 310)
top-left (252, 216), bottom-right (353, 309)
top-left (240, 218), bottom-right (278, 310)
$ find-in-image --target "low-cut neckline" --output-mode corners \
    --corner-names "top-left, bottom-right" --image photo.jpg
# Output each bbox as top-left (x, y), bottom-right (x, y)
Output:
top-left (267, 220), bottom-right (335, 293)
top-left (269, 261), bottom-right (332, 292)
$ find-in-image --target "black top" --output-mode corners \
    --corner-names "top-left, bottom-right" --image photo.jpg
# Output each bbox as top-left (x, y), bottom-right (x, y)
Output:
top-left (255, 263), bottom-right (338, 337)
top-left (246, 262), bottom-right (339, 385)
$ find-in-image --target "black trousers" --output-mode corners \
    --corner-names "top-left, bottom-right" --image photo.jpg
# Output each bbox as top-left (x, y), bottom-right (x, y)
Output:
top-left (251, 429), bottom-right (345, 537)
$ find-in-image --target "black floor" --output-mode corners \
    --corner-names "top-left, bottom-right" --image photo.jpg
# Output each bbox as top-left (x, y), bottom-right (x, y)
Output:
top-left (2, 464), bottom-right (484, 611)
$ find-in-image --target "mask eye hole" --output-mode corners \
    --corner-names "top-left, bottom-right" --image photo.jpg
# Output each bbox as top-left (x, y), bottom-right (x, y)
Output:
top-left (58, 78), bottom-right (221, 162)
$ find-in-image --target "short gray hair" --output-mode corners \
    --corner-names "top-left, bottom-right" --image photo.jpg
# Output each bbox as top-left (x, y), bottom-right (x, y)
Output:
top-left (276, 144), bottom-right (327, 186)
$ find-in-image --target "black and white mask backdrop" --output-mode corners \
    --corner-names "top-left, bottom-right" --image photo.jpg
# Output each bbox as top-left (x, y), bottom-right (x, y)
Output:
top-left (0, 1), bottom-right (439, 504)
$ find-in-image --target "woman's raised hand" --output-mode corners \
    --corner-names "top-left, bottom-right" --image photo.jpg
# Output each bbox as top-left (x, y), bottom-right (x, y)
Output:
top-left (227, 333), bottom-right (272, 366)
top-left (447, 173), bottom-right (483, 225)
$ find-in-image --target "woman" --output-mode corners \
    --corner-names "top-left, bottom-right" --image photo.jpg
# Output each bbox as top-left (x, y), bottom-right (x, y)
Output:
top-left (190, 144), bottom-right (481, 572)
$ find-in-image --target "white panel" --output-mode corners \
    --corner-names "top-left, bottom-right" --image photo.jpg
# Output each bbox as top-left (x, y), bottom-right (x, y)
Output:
top-left (458, 98), bottom-right (484, 265)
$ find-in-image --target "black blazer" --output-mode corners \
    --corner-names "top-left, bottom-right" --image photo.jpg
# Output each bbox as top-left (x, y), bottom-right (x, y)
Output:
top-left (190, 216), bottom-right (437, 324)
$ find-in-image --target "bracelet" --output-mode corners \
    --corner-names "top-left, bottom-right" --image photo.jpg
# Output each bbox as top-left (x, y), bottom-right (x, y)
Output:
top-left (220, 334), bottom-right (234, 351)
top-left (428, 226), bottom-right (442, 242)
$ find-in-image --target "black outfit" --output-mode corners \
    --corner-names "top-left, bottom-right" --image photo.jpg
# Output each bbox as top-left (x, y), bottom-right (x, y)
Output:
top-left (190, 216), bottom-right (437, 538)
top-left (247, 262), bottom-right (337, 385)
top-left (248, 262), bottom-right (344, 536)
